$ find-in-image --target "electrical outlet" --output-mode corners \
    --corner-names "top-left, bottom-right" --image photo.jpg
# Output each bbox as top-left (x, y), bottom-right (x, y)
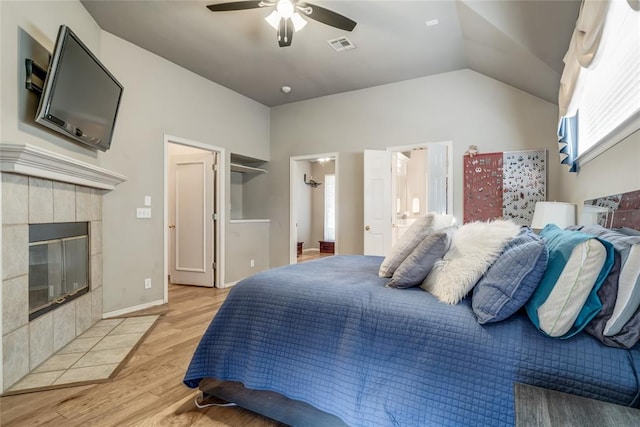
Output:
top-left (144, 278), bottom-right (152, 289)
top-left (250, 259), bottom-right (255, 268)
top-left (136, 208), bottom-right (152, 219)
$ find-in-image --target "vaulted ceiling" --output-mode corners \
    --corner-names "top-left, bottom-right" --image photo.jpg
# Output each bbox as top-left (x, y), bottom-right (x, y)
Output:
top-left (81, 0), bottom-right (581, 107)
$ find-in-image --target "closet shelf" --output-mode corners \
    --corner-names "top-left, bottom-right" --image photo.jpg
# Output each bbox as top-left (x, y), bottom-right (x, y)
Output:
top-left (230, 163), bottom-right (267, 174)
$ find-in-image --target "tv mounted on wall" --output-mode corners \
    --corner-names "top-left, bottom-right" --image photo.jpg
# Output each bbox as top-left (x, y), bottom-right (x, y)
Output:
top-left (35, 25), bottom-right (123, 151)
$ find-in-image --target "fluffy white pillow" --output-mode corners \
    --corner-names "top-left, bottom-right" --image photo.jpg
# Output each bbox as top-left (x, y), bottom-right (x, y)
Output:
top-left (378, 213), bottom-right (454, 278)
top-left (421, 220), bottom-right (521, 304)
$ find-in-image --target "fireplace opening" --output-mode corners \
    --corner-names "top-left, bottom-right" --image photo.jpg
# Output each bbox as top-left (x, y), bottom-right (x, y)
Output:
top-left (29, 222), bottom-right (90, 321)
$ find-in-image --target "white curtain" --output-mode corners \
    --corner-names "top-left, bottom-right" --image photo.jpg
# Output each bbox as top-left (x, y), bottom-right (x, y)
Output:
top-left (557, 0), bottom-right (639, 172)
top-left (558, 0), bottom-right (612, 117)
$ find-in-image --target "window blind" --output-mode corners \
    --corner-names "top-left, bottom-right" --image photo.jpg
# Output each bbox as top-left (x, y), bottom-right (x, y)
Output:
top-left (578, 3), bottom-right (640, 155)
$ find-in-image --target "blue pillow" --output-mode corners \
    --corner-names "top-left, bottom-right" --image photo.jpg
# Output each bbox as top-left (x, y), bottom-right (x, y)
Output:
top-left (387, 228), bottom-right (453, 289)
top-left (525, 224), bottom-right (614, 339)
top-left (569, 224), bottom-right (640, 348)
top-left (472, 227), bottom-right (548, 324)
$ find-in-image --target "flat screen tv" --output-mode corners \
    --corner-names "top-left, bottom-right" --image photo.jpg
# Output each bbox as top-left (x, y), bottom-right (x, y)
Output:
top-left (35, 25), bottom-right (123, 151)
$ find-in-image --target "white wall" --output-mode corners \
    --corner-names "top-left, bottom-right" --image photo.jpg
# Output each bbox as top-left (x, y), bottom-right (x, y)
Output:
top-left (230, 172), bottom-right (244, 220)
top-left (1, 1), bottom-right (103, 163)
top-left (555, 131), bottom-right (640, 217)
top-left (1, 0), bottom-right (105, 394)
top-left (296, 161), bottom-right (312, 247)
top-left (310, 160), bottom-right (335, 246)
top-left (226, 221), bottom-right (269, 283)
top-left (269, 69), bottom-right (560, 267)
top-left (0, 0), bottom-right (270, 316)
top-left (241, 171), bottom-right (270, 219)
top-left (98, 32), bottom-right (269, 312)
top-left (401, 151), bottom-right (427, 218)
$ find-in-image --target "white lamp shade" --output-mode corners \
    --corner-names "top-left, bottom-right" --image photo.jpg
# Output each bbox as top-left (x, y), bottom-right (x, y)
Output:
top-left (531, 202), bottom-right (576, 229)
top-left (265, 10), bottom-right (307, 32)
top-left (265, 11), bottom-right (281, 30)
top-left (291, 12), bottom-right (307, 31)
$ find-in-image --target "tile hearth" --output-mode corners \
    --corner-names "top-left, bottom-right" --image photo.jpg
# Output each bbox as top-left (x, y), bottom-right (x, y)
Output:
top-left (4, 315), bottom-right (158, 395)
top-left (1, 144), bottom-right (128, 393)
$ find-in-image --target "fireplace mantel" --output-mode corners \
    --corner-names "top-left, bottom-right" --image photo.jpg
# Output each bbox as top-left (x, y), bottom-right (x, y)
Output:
top-left (0, 143), bottom-right (127, 190)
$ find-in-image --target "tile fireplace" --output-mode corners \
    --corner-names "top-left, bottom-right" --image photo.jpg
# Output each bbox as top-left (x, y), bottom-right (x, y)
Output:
top-left (1, 143), bottom-right (127, 392)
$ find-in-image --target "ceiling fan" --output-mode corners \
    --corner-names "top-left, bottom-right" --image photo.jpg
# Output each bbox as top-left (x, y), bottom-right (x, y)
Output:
top-left (206, 0), bottom-right (357, 47)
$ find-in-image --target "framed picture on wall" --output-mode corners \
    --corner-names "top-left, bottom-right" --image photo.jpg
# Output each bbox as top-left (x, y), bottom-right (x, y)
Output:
top-left (464, 149), bottom-right (547, 225)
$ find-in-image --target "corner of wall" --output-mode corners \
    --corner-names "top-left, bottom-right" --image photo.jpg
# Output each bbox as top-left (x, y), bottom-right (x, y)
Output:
top-left (0, 174), bottom-right (4, 392)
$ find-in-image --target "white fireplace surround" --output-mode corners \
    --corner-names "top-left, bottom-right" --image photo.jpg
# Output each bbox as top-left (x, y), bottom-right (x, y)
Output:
top-left (0, 143), bottom-right (127, 190)
top-left (0, 143), bottom-right (126, 392)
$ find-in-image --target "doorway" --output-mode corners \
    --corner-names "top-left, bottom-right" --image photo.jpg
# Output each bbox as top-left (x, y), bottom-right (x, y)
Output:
top-left (163, 135), bottom-right (225, 303)
top-left (364, 141), bottom-right (452, 256)
top-left (290, 153), bottom-right (339, 264)
top-left (390, 143), bottom-right (450, 246)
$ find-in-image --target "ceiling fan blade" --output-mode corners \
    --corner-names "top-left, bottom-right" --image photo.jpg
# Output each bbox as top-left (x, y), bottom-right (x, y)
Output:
top-left (299, 2), bottom-right (356, 32)
top-left (278, 19), bottom-right (293, 47)
top-left (207, 1), bottom-right (264, 12)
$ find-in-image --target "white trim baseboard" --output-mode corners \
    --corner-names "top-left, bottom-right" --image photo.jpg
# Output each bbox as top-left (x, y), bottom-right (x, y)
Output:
top-left (102, 299), bottom-right (165, 318)
top-left (222, 281), bottom-right (239, 288)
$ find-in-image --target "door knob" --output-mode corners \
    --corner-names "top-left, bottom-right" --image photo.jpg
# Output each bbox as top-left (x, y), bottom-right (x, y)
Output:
top-left (169, 224), bottom-right (176, 229)
top-left (365, 225), bottom-right (371, 231)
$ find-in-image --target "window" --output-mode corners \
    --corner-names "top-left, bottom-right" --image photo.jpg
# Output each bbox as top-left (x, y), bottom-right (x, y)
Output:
top-left (324, 174), bottom-right (335, 241)
top-left (576, 1), bottom-right (640, 162)
top-left (558, 1), bottom-right (640, 171)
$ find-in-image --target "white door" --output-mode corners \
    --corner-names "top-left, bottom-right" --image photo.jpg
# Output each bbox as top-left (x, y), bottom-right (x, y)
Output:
top-left (363, 150), bottom-right (392, 256)
top-left (169, 152), bottom-right (216, 287)
top-left (426, 143), bottom-right (448, 214)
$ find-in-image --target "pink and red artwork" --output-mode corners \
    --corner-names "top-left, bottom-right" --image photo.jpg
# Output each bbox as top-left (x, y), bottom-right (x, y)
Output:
top-left (463, 152), bottom-right (503, 223)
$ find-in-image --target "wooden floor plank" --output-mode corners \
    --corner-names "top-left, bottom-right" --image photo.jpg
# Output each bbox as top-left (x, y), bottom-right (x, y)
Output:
top-left (0, 284), bottom-right (282, 427)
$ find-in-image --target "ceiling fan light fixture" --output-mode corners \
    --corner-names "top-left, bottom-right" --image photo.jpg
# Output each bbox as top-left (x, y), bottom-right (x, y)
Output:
top-left (265, 10), bottom-right (281, 30)
top-left (276, 0), bottom-right (294, 19)
top-left (291, 12), bottom-right (307, 31)
top-left (207, 1), bottom-right (357, 47)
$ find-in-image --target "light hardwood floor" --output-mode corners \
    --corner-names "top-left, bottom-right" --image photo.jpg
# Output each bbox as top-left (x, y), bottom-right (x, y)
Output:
top-left (297, 250), bottom-right (333, 263)
top-left (0, 285), bottom-right (284, 426)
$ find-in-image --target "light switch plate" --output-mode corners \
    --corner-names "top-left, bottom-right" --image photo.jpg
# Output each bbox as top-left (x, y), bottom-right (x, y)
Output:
top-left (144, 196), bottom-right (151, 206)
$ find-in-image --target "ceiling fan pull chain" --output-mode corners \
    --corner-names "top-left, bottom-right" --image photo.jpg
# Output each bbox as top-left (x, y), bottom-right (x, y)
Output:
top-left (284, 19), bottom-right (289, 43)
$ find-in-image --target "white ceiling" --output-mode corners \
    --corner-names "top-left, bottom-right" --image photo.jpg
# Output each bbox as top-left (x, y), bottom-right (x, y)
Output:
top-left (80, 0), bottom-right (581, 107)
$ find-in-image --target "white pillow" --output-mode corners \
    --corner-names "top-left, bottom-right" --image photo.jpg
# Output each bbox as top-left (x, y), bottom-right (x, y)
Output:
top-left (537, 239), bottom-right (606, 337)
top-left (604, 244), bottom-right (640, 336)
top-left (421, 220), bottom-right (520, 304)
top-left (378, 213), bottom-right (454, 278)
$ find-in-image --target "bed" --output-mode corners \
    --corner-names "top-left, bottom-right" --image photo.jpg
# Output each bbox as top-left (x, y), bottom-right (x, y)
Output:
top-left (184, 252), bottom-right (640, 426)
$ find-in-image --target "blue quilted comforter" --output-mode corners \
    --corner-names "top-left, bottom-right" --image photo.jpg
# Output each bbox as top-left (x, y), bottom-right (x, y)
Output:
top-left (184, 255), bottom-right (640, 426)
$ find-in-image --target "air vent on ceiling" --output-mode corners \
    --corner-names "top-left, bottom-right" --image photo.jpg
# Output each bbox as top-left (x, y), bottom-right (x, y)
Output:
top-left (327, 36), bottom-right (356, 52)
